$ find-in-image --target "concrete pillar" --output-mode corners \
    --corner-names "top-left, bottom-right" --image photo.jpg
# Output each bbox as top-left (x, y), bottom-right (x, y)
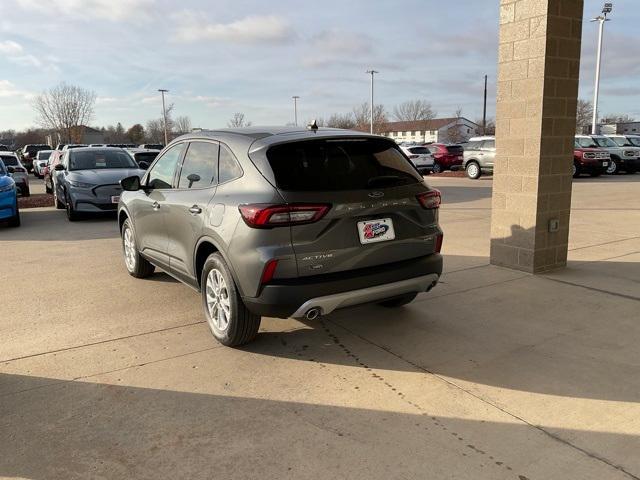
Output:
top-left (491, 0), bottom-right (584, 273)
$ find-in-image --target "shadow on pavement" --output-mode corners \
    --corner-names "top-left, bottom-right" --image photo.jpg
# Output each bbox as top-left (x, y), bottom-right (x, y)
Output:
top-left (0, 372), bottom-right (635, 480)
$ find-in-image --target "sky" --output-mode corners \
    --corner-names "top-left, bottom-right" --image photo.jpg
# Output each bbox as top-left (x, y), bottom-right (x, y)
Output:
top-left (0, 0), bottom-right (638, 131)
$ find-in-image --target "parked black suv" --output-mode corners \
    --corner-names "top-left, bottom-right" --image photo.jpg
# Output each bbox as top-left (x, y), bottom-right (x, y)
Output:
top-left (118, 127), bottom-right (444, 346)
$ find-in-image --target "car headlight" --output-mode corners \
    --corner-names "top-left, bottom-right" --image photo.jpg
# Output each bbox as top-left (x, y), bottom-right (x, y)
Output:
top-left (0, 183), bottom-right (16, 193)
top-left (623, 150), bottom-right (637, 157)
top-left (68, 180), bottom-right (95, 188)
top-left (583, 152), bottom-right (596, 159)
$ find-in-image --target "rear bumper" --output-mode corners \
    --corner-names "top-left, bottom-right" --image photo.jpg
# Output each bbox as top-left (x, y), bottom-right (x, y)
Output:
top-left (242, 253), bottom-right (443, 318)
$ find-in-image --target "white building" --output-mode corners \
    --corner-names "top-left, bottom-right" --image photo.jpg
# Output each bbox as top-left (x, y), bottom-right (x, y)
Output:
top-left (380, 117), bottom-right (481, 144)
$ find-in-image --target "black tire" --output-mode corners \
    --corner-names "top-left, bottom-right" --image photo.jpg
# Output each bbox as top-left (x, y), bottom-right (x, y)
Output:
top-left (607, 158), bottom-right (619, 175)
top-left (22, 186), bottom-right (30, 197)
top-left (432, 162), bottom-right (442, 174)
top-left (572, 163), bottom-right (580, 178)
top-left (45, 181), bottom-right (52, 194)
top-left (378, 292), bottom-right (418, 308)
top-left (201, 253), bottom-right (261, 347)
top-left (8, 201), bottom-right (20, 227)
top-left (466, 161), bottom-right (481, 179)
top-left (121, 218), bottom-right (155, 278)
top-left (65, 192), bottom-right (79, 221)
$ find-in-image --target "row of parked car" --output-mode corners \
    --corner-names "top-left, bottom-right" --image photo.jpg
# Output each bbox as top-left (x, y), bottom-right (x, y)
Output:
top-left (397, 133), bottom-right (640, 180)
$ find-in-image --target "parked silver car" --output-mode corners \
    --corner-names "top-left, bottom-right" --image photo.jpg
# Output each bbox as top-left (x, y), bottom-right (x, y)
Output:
top-left (462, 136), bottom-right (495, 179)
top-left (0, 152), bottom-right (30, 196)
top-left (118, 127), bottom-right (444, 347)
top-left (33, 149), bottom-right (53, 178)
top-left (53, 147), bottom-right (145, 221)
top-left (399, 145), bottom-right (434, 173)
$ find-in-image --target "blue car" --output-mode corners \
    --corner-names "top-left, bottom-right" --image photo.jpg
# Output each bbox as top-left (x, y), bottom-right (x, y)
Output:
top-left (0, 159), bottom-right (20, 227)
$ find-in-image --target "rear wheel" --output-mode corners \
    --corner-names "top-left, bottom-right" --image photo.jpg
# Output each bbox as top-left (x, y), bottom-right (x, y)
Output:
top-left (121, 218), bottom-right (155, 278)
top-left (466, 161), bottom-right (481, 179)
top-left (432, 162), bottom-right (442, 174)
top-left (22, 186), bottom-right (30, 197)
top-left (378, 292), bottom-right (418, 308)
top-left (202, 253), bottom-right (261, 347)
top-left (45, 181), bottom-right (52, 194)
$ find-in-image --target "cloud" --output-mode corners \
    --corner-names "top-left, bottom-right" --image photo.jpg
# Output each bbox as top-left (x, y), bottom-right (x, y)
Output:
top-left (16, 0), bottom-right (155, 21)
top-left (173, 13), bottom-right (295, 44)
top-left (303, 30), bottom-right (374, 68)
top-left (0, 79), bottom-right (33, 99)
top-left (0, 40), bottom-right (23, 54)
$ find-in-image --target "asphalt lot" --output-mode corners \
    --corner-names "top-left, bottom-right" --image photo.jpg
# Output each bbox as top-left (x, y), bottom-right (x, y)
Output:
top-left (2, 174), bottom-right (639, 479)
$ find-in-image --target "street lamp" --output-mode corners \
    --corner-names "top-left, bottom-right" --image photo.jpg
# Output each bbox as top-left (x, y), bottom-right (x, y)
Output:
top-left (158, 89), bottom-right (169, 145)
top-left (590, 3), bottom-right (612, 134)
top-left (292, 96), bottom-right (300, 126)
top-left (366, 69), bottom-right (379, 134)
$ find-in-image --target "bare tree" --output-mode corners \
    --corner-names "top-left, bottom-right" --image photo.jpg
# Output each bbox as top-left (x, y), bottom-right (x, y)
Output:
top-left (145, 119), bottom-right (165, 143)
top-left (326, 112), bottom-right (356, 129)
top-left (576, 99), bottom-right (593, 133)
top-left (33, 82), bottom-right (97, 143)
top-left (445, 108), bottom-right (467, 144)
top-left (393, 100), bottom-right (436, 122)
top-left (474, 117), bottom-right (496, 135)
top-left (174, 116), bottom-right (192, 135)
top-left (227, 112), bottom-right (252, 128)
top-left (353, 102), bottom-right (388, 134)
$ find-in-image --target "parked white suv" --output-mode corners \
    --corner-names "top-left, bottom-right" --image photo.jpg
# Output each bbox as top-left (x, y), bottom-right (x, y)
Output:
top-left (0, 152), bottom-right (30, 196)
top-left (576, 135), bottom-right (639, 174)
top-left (399, 145), bottom-right (434, 174)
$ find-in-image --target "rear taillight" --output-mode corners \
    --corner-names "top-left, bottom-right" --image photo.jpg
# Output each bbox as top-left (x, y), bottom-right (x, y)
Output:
top-left (416, 190), bottom-right (441, 209)
top-left (239, 203), bottom-right (331, 228)
top-left (435, 233), bottom-right (443, 253)
top-left (15, 167), bottom-right (26, 173)
top-left (260, 259), bottom-right (279, 285)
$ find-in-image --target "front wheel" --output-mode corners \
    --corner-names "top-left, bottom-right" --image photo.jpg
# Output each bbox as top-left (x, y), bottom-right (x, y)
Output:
top-left (572, 163), bottom-right (580, 178)
top-left (8, 201), bottom-right (20, 227)
top-left (53, 184), bottom-right (64, 209)
top-left (466, 161), bottom-right (481, 179)
top-left (121, 218), bottom-right (155, 278)
top-left (21, 186), bottom-right (30, 197)
top-left (65, 192), bottom-right (79, 221)
top-left (202, 253), bottom-right (261, 347)
top-left (378, 292), bottom-right (418, 308)
top-left (606, 159), bottom-right (618, 175)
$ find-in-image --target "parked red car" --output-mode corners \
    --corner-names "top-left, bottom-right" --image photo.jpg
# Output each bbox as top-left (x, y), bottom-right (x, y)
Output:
top-left (426, 143), bottom-right (464, 173)
top-left (573, 142), bottom-right (609, 178)
top-left (43, 150), bottom-right (64, 194)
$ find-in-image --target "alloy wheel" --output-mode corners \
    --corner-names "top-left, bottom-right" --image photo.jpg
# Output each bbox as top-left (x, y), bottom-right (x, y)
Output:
top-left (433, 162), bottom-right (442, 174)
top-left (206, 269), bottom-right (231, 332)
top-left (123, 227), bottom-right (137, 272)
top-left (467, 163), bottom-right (480, 179)
top-left (607, 160), bottom-right (617, 174)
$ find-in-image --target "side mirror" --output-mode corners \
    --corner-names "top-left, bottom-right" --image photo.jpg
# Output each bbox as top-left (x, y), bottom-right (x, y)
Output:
top-left (7, 166), bottom-right (15, 174)
top-left (186, 173), bottom-right (200, 188)
top-left (138, 161), bottom-right (149, 170)
top-left (120, 175), bottom-right (141, 192)
top-left (54, 164), bottom-right (65, 171)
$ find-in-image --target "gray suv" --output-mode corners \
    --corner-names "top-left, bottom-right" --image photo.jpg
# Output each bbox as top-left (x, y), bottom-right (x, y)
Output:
top-left (118, 127), bottom-right (444, 346)
top-left (462, 136), bottom-right (496, 179)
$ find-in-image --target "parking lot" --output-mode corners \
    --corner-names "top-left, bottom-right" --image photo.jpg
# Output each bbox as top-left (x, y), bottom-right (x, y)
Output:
top-left (2, 175), bottom-right (639, 479)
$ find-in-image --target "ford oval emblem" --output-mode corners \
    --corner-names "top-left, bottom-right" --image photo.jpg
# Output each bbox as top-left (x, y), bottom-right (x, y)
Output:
top-left (368, 191), bottom-right (384, 198)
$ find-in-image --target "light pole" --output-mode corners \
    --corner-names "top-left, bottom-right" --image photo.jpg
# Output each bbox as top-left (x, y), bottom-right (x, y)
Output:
top-left (482, 74), bottom-right (488, 135)
top-left (366, 69), bottom-right (379, 134)
top-left (591, 3), bottom-right (612, 134)
top-left (292, 96), bottom-right (300, 126)
top-left (158, 89), bottom-right (169, 145)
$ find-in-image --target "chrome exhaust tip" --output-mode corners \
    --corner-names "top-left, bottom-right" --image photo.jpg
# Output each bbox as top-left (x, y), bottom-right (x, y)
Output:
top-left (305, 307), bottom-right (321, 320)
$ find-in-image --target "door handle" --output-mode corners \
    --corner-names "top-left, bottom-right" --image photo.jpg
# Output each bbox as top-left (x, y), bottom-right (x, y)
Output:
top-left (189, 205), bottom-right (202, 215)
top-left (152, 201), bottom-right (160, 211)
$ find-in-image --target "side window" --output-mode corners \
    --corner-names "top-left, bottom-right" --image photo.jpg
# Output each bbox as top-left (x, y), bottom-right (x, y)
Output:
top-left (147, 143), bottom-right (185, 189)
top-left (178, 141), bottom-right (219, 189)
top-left (218, 144), bottom-right (243, 183)
top-left (482, 140), bottom-right (495, 150)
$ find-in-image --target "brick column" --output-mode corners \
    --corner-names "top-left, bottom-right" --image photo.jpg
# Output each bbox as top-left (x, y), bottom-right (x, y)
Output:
top-left (491, 0), bottom-right (584, 273)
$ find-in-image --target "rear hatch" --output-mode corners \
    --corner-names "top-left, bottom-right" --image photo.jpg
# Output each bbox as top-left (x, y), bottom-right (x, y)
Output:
top-left (261, 137), bottom-right (441, 277)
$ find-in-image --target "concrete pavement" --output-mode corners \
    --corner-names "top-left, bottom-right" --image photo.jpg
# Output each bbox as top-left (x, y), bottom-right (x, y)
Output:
top-left (1, 174), bottom-right (639, 479)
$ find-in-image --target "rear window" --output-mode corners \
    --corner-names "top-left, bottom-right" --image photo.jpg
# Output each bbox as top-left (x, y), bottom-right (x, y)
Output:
top-left (266, 138), bottom-right (422, 191)
top-left (446, 145), bottom-right (464, 154)
top-left (466, 141), bottom-right (482, 150)
top-left (482, 140), bottom-right (495, 149)
top-left (134, 152), bottom-right (158, 164)
top-left (408, 147), bottom-right (430, 155)
top-left (0, 155), bottom-right (18, 166)
top-left (37, 151), bottom-right (52, 160)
